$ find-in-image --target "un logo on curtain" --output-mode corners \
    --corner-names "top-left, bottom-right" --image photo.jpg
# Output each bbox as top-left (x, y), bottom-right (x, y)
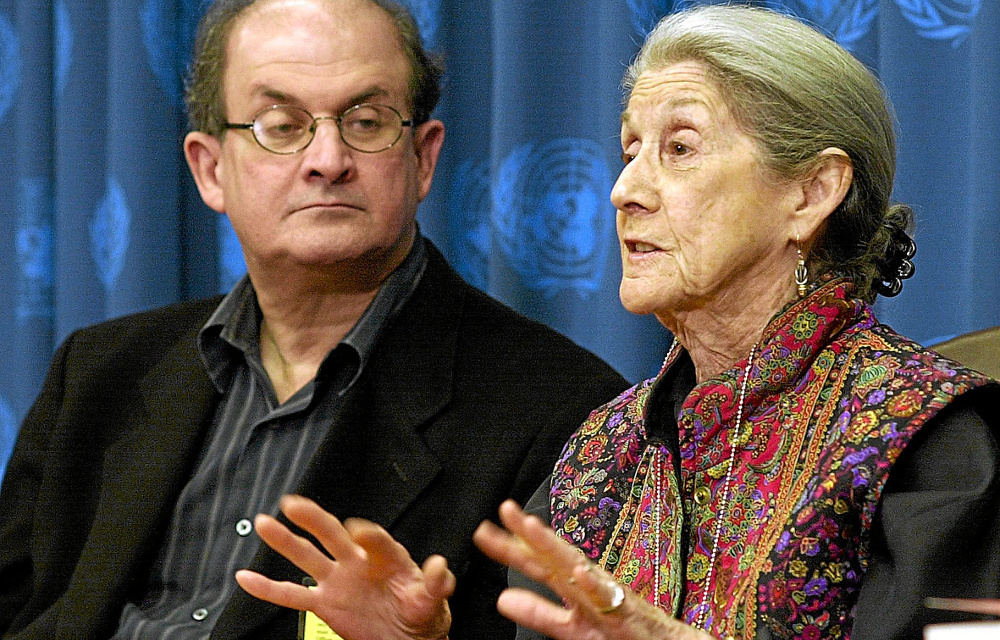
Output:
top-left (448, 159), bottom-right (492, 290)
top-left (492, 138), bottom-right (612, 298)
top-left (895, 0), bottom-right (981, 46)
top-left (779, 0), bottom-right (878, 49)
top-left (0, 395), bottom-right (15, 482)
top-left (627, 1), bottom-right (980, 49)
top-left (141, 0), bottom-right (211, 104)
top-left (90, 179), bottom-right (132, 291)
top-left (0, 12), bottom-right (19, 125)
top-left (16, 179), bottom-right (54, 323)
top-left (782, 0), bottom-right (980, 47)
top-left (397, 0), bottom-right (441, 48)
top-left (54, 1), bottom-right (72, 98)
top-left (626, 0), bottom-right (673, 36)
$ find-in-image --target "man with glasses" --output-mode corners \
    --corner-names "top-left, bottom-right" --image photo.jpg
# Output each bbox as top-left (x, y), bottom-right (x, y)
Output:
top-left (0, 1), bottom-right (626, 639)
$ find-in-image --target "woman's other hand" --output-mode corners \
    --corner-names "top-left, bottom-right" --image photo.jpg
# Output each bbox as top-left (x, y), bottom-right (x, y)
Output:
top-left (236, 494), bottom-right (454, 640)
top-left (474, 499), bottom-right (712, 640)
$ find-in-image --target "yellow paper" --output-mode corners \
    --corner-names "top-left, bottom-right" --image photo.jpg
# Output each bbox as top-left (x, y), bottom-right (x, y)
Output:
top-left (301, 610), bottom-right (344, 640)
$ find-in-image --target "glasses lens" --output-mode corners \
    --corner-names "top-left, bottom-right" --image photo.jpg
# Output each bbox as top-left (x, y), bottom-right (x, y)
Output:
top-left (339, 104), bottom-right (402, 152)
top-left (253, 106), bottom-right (313, 154)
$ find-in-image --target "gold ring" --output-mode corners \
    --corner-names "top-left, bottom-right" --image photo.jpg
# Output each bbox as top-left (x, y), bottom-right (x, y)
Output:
top-left (599, 583), bottom-right (625, 614)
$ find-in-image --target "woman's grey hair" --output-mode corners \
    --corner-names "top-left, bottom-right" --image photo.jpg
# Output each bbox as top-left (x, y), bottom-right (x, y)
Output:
top-left (624, 4), bottom-right (914, 302)
top-left (184, 0), bottom-right (443, 139)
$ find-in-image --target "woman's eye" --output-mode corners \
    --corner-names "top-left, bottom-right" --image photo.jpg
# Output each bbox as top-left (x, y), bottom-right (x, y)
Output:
top-left (621, 152), bottom-right (635, 166)
top-left (671, 142), bottom-right (690, 155)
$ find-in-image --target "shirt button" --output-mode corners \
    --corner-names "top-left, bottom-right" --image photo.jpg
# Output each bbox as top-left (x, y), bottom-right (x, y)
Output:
top-left (236, 519), bottom-right (253, 536)
top-left (192, 608), bottom-right (209, 621)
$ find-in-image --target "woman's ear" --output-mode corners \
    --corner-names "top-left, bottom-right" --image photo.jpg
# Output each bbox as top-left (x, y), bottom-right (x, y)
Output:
top-left (793, 147), bottom-right (853, 242)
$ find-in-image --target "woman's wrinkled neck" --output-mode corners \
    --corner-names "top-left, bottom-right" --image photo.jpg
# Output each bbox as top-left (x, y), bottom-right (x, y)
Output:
top-left (658, 278), bottom-right (797, 384)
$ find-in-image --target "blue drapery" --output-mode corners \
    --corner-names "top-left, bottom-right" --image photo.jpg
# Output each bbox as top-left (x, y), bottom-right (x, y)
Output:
top-left (1, 0), bottom-right (998, 480)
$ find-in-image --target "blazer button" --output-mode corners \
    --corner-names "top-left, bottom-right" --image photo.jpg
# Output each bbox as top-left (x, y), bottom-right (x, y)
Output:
top-left (192, 608), bottom-right (209, 621)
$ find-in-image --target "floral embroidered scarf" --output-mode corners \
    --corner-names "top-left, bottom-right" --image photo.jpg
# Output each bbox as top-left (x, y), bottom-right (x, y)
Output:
top-left (549, 280), bottom-right (994, 639)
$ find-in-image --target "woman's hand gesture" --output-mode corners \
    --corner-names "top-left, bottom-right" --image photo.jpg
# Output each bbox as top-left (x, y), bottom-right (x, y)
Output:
top-left (474, 499), bottom-right (713, 640)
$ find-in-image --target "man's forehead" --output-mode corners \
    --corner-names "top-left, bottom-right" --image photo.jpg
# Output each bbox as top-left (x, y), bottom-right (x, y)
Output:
top-left (224, 0), bottom-right (406, 74)
top-left (239, 0), bottom-right (384, 25)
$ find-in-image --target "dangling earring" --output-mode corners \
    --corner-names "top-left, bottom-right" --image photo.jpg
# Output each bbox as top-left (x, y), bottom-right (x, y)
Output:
top-left (795, 235), bottom-right (808, 298)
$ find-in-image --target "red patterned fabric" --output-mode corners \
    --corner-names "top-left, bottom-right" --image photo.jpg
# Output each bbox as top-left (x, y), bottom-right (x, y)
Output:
top-left (549, 279), bottom-right (994, 639)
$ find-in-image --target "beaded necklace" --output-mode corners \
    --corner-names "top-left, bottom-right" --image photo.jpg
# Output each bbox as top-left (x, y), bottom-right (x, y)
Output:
top-left (654, 344), bottom-right (758, 633)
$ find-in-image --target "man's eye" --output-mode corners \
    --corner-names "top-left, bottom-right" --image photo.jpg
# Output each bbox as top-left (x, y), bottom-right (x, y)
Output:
top-left (621, 152), bottom-right (635, 165)
top-left (264, 122), bottom-right (306, 138)
top-left (346, 118), bottom-right (381, 132)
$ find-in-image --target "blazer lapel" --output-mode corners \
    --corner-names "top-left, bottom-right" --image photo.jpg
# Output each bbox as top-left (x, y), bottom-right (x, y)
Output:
top-left (57, 327), bottom-right (218, 640)
top-left (339, 247), bottom-right (462, 529)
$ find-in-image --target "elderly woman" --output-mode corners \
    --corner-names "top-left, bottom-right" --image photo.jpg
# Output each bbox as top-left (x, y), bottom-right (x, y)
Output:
top-left (471, 5), bottom-right (1000, 640)
top-left (235, 5), bottom-right (1000, 640)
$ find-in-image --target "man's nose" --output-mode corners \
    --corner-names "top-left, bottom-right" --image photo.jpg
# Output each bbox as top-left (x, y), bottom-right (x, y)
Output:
top-left (300, 118), bottom-right (354, 182)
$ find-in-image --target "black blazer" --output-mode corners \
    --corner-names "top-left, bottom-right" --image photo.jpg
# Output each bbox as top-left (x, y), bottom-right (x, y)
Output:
top-left (0, 244), bottom-right (628, 640)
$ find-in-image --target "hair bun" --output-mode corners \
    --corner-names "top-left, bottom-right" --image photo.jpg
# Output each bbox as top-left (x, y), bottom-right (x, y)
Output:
top-left (873, 229), bottom-right (916, 298)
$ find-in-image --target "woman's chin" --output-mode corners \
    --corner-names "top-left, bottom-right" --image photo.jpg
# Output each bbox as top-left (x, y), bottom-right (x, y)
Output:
top-left (618, 277), bottom-right (676, 312)
top-left (619, 293), bottom-right (669, 318)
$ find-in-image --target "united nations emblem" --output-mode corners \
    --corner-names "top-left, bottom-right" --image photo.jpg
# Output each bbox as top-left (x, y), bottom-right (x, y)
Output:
top-left (15, 177), bottom-right (55, 322)
top-left (0, 12), bottom-right (20, 125)
top-left (90, 178), bottom-right (132, 291)
top-left (447, 158), bottom-right (492, 290)
top-left (16, 179), bottom-right (53, 283)
top-left (626, 0), bottom-right (673, 36)
top-left (398, 0), bottom-right (441, 48)
top-left (894, 0), bottom-right (981, 47)
top-left (778, 0), bottom-right (879, 50)
top-left (141, 0), bottom-right (208, 105)
top-left (16, 178), bottom-right (54, 322)
top-left (492, 138), bottom-right (613, 298)
top-left (0, 395), bottom-right (16, 479)
top-left (54, 1), bottom-right (72, 97)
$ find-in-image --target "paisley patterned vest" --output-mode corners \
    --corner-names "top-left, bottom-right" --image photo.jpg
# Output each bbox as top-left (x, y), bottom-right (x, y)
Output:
top-left (549, 280), bottom-right (994, 639)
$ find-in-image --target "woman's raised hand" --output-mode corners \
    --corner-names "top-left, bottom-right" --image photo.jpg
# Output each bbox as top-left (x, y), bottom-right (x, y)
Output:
top-left (473, 499), bottom-right (712, 640)
top-left (236, 494), bottom-right (454, 640)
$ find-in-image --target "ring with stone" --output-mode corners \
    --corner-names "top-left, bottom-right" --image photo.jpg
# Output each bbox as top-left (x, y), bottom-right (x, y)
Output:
top-left (599, 582), bottom-right (626, 614)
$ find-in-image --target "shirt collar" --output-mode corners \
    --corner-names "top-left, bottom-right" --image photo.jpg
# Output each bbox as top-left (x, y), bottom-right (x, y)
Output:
top-left (198, 231), bottom-right (428, 395)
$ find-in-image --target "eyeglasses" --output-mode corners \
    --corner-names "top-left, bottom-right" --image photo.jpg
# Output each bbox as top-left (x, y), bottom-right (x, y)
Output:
top-left (223, 103), bottom-right (415, 155)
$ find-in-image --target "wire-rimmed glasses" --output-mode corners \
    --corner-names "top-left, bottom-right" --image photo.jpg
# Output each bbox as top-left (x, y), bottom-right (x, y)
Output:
top-left (223, 103), bottom-right (415, 154)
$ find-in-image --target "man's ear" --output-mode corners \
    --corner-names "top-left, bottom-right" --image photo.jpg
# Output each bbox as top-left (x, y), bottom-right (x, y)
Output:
top-left (184, 131), bottom-right (226, 213)
top-left (413, 119), bottom-right (445, 202)
top-left (793, 147), bottom-right (853, 243)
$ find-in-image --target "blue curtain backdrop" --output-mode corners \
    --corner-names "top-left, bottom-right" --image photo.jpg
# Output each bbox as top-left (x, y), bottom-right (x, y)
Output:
top-left (1, 0), bottom-right (998, 480)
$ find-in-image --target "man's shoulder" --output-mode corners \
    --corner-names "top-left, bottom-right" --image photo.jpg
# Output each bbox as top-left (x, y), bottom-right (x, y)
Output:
top-left (72, 296), bottom-right (222, 338)
top-left (414, 243), bottom-right (626, 386)
top-left (58, 297), bottom-right (223, 367)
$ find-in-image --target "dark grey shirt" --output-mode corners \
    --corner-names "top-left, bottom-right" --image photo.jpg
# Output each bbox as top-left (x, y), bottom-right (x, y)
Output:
top-left (113, 237), bottom-right (427, 640)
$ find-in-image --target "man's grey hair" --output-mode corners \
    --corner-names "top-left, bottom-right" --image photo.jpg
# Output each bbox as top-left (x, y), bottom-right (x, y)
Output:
top-left (184, 0), bottom-right (443, 138)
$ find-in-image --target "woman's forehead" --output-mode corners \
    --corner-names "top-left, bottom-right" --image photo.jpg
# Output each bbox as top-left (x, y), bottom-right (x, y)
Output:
top-left (622, 64), bottom-right (736, 130)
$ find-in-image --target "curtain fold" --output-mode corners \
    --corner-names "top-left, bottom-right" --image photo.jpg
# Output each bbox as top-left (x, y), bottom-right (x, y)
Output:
top-left (1, 0), bottom-right (997, 480)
